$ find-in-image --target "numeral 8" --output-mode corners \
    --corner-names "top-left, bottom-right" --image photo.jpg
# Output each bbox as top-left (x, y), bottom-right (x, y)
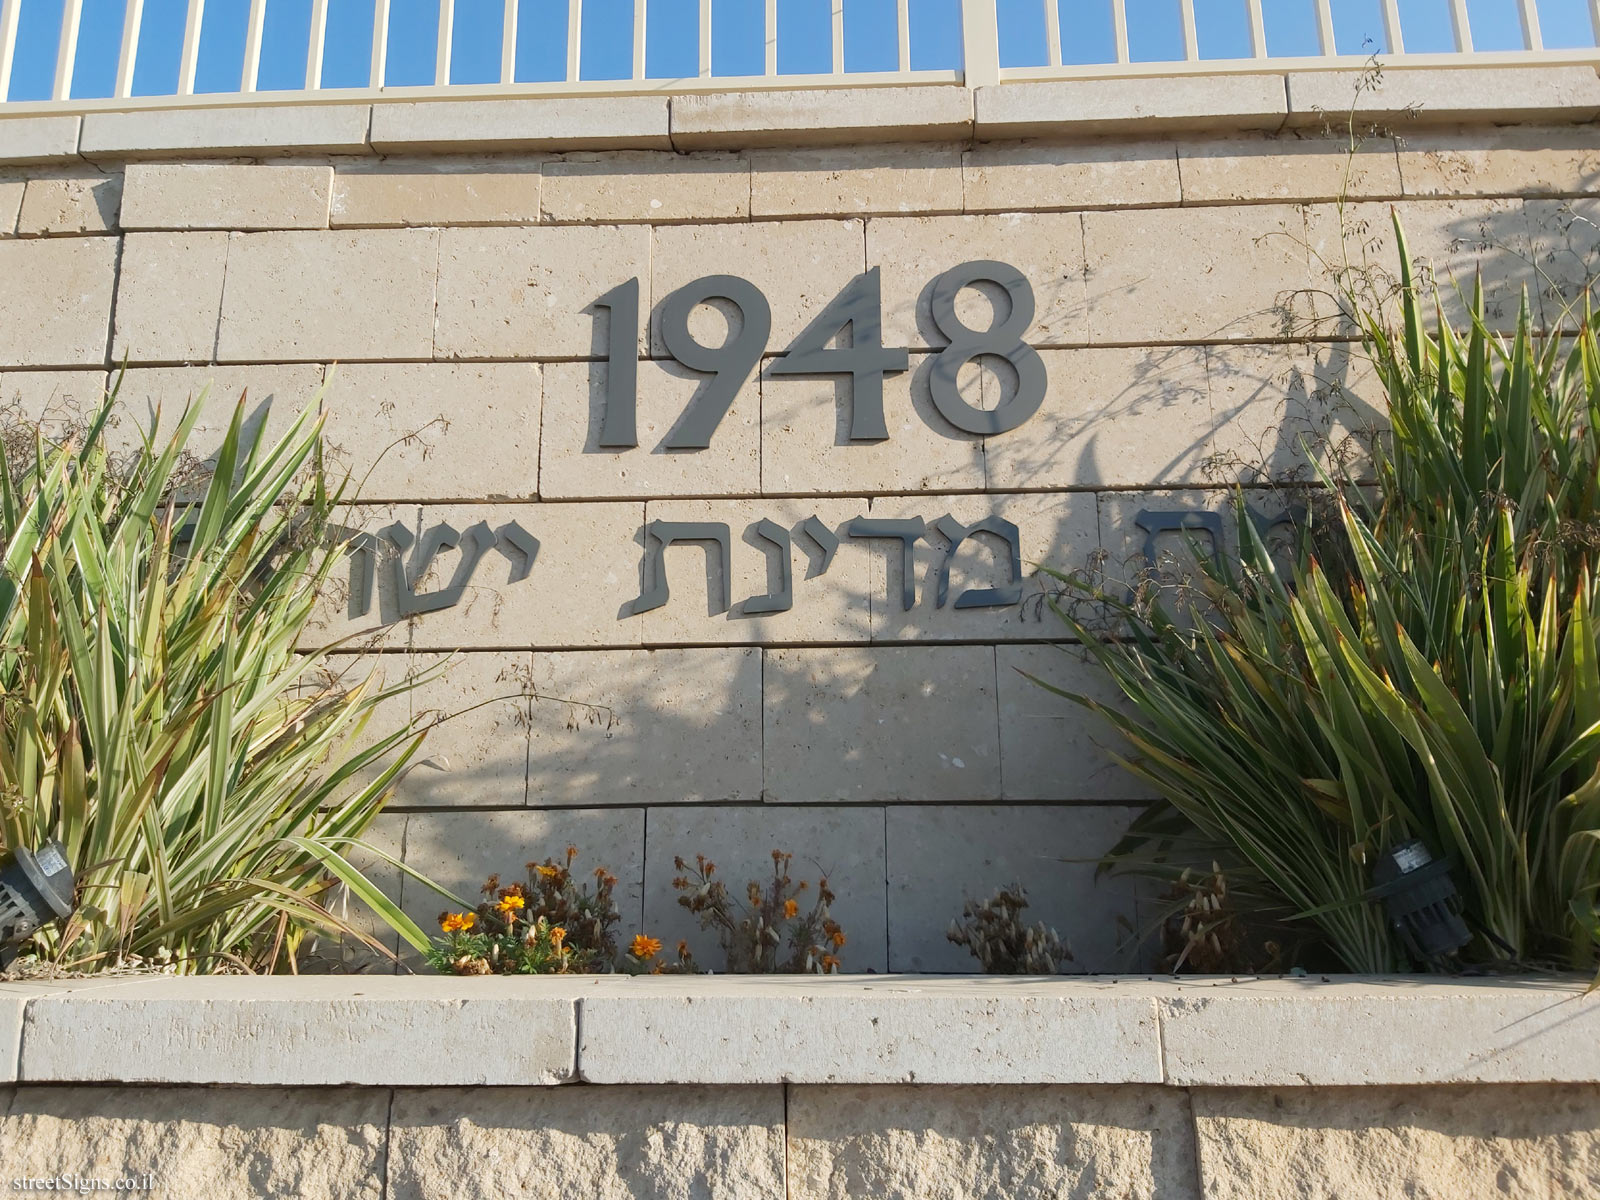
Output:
top-left (926, 260), bottom-right (1048, 437)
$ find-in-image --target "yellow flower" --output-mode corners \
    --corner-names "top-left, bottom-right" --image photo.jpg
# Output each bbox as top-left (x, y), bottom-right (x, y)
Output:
top-left (631, 934), bottom-right (663, 959)
top-left (550, 926), bottom-right (567, 949)
top-left (535, 864), bottom-right (561, 879)
top-left (441, 912), bottom-right (477, 933)
top-left (783, 898), bottom-right (799, 919)
top-left (497, 894), bottom-right (525, 914)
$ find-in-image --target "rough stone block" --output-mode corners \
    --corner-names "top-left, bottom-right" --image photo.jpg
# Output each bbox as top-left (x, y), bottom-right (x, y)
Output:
top-left (788, 1083), bottom-right (1201, 1200)
top-left (671, 86), bottom-right (972, 149)
top-left (1179, 133), bottom-right (1402, 204)
top-left (0, 236), bottom-right (116, 367)
top-left (216, 228), bottom-right (439, 362)
top-left (962, 139), bottom-right (1181, 212)
top-left (1287, 65), bottom-right (1600, 128)
top-left (631, 498), bottom-right (871, 646)
top-left (0, 991), bottom-right (19, 1082)
top-left (112, 231), bottom-right (227, 364)
top-left (331, 159), bottom-right (542, 227)
top-left (110, 363), bottom-right (324, 468)
top-left (750, 144), bottom-right (963, 219)
top-left (395, 651), bottom-right (532, 808)
top-left (1193, 1083), bottom-right (1600, 1200)
top-left (1397, 125), bottom-right (1600, 198)
top-left (387, 1084), bottom-right (786, 1200)
top-left (121, 162), bottom-right (332, 230)
top-left (763, 645), bottom-right (1000, 803)
top-left (369, 96), bottom-right (671, 152)
top-left (759, 351), bottom-right (985, 496)
top-left (983, 345), bottom-right (1213, 491)
top-left (0, 369), bottom-right (109, 433)
top-left (0, 171), bottom-right (23, 234)
top-left (1082, 204), bottom-right (1313, 343)
top-left (320, 361), bottom-right (541, 502)
top-left (650, 219), bottom-right (864, 357)
top-left (0, 1086), bottom-right (389, 1199)
top-left (0, 115), bottom-right (81, 163)
top-left (640, 805), bottom-right (889, 972)
top-left (435, 224), bottom-right (650, 360)
top-left (542, 150), bottom-right (749, 223)
top-left (1526, 198), bottom-right (1600, 331)
top-left (16, 168), bottom-right (122, 234)
top-left (524, 647), bottom-right (762, 806)
top-left (975, 75), bottom-right (1287, 137)
top-left (80, 105), bottom-right (372, 158)
top-left (540, 357), bottom-right (759, 499)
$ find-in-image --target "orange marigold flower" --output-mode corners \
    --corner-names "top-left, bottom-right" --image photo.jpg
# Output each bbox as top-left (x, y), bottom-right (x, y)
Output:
top-left (441, 912), bottom-right (477, 933)
top-left (830, 930), bottom-right (846, 948)
top-left (496, 894), bottom-right (525, 914)
top-left (550, 926), bottom-right (567, 949)
top-left (821, 954), bottom-right (841, 971)
top-left (631, 934), bottom-right (663, 959)
top-left (783, 898), bottom-right (799, 919)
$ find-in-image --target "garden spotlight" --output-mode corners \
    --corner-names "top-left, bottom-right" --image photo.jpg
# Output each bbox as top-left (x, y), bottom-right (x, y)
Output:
top-left (1368, 840), bottom-right (1472, 965)
top-left (0, 840), bottom-right (76, 967)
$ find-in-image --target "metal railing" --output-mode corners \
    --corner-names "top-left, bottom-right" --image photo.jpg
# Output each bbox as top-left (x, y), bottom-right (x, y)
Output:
top-left (2, 0), bottom-right (1598, 109)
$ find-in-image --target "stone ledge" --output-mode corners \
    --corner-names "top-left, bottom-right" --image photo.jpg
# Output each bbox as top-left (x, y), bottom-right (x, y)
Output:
top-left (974, 74), bottom-right (1288, 137)
top-left (1286, 64), bottom-right (1600, 127)
top-left (2, 974), bottom-right (1594, 1088)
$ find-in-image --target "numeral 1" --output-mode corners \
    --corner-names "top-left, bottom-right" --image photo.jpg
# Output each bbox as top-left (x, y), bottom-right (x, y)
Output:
top-left (594, 279), bottom-right (640, 448)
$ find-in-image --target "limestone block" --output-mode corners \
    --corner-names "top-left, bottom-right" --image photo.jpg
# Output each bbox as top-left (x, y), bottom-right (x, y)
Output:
top-left (760, 352), bottom-right (985, 495)
top-left (80, 105), bottom-right (372, 157)
top-left (1178, 134), bottom-right (1402, 204)
top-left (0, 236), bottom-right (116, 367)
top-left (887, 804), bottom-right (1144, 974)
top-left (650, 219), bottom-right (865, 357)
top-left (396, 652), bottom-right (533, 808)
top-left (320, 361), bottom-right (541, 502)
top-left (401, 501), bottom-right (645, 650)
top-left (387, 1084), bottom-right (785, 1200)
top-left (1082, 204), bottom-right (1313, 344)
top-left (331, 160), bottom-right (541, 227)
top-left (1526, 198), bottom-right (1600, 331)
top-left (1287, 65), bottom-right (1600, 128)
top-left (975, 75), bottom-right (1287, 137)
top-left (0, 369), bottom-right (108, 434)
top-left (962, 139), bottom-right (1181, 213)
top-left (216, 228), bottom-right (439, 362)
top-left (671, 85), bottom-right (972, 149)
top-left (435, 225), bottom-right (650, 360)
top-left (0, 171), bottom-right (23, 233)
top-left (749, 145), bottom-right (963, 219)
top-left (763, 645), bottom-right (1000, 803)
top-left (523, 647), bottom-right (762, 806)
top-left (112, 231), bottom-right (227, 363)
top-left (787, 1083), bottom-right (1201, 1200)
top-left (16, 168), bottom-right (122, 234)
top-left (641, 805), bottom-right (889, 972)
top-left (303, 501), bottom-right (418, 651)
top-left (0, 995), bottom-right (18, 1082)
top-left (1192, 1083), bottom-right (1600, 1200)
top-left (863, 492), bottom-right (1100, 644)
top-left (631, 498), bottom-right (871, 646)
top-left (542, 150), bottom-right (749, 223)
top-left (982, 345), bottom-right (1214, 490)
top-left (866, 211), bottom-right (1088, 349)
top-left (0, 1086), bottom-right (389, 1199)
top-left (121, 162), bottom-right (332, 230)
top-left (1397, 126), bottom-right (1600, 199)
top-left (540, 358), bottom-right (759, 499)
top-left (0, 114), bottom-right (80, 163)
top-left (110, 363), bottom-right (324, 469)
top-left (369, 96), bottom-right (671, 152)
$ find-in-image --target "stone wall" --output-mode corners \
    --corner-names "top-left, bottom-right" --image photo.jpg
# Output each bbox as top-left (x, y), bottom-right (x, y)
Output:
top-left (4, 77), bottom-right (1599, 969)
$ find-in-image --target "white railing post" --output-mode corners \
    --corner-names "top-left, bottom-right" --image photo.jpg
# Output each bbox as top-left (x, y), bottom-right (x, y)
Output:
top-left (0, 0), bottom-right (17, 102)
top-left (1314, 0), bottom-right (1336, 55)
top-left (631, 0), bottom-right (645, 80)
top-left (307, 0), bottom-right (328, 88)
top-left (1379, 0), bottom-right (1405, 52)
top-left (702, 0), bottom-right (714, 77)
top-left (567, 0), bottom-right (582, 81)
top-left (960, 0), bottom-right (999, 85)
top-left (503, 0), bottom-right (518, 84)
top-left (53, 0), bottom-right (83, 101)
top-left (1110, 0), bottom-right (1130, 64)
top-left (1179, 0), bottom-right (1199, 61)
top-left (1447, 0), bottom-right (1473, 51)
top-left (1518, 0), bottom-right (1544, 50)
top-left (1042, 0), bottom-right (1061, 68)
top-left (242, 0), bottom-right (265, 91)
top-left (1245, 0), bottom-right (1266, 57)
top-left (1591, 0), bottom-right (1600, 49)
top-left (370, 0), bottom-right (390, 86)
top-left (115, 0), bottom-right (143, 97)
top-left (177, 0), bottom-right (204, 95)
top-left (897, 0), bottom-right (911, 70)
top-left (435, 0), bottom-right (453, 84)
top-left (764, 0), bottom-right (776, 74)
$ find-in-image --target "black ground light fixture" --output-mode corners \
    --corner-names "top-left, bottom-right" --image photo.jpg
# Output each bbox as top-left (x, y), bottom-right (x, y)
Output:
top-left (0, 839), bottom-right (76, 968)
top-left (1368, 840), bottom-right (1473, 965)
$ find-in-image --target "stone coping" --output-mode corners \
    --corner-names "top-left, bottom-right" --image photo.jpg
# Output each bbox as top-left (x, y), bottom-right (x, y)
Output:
top-left (0, 64), bottom-right (1596, 163)
top-left (1, 974), bottom-right (1593, 1089)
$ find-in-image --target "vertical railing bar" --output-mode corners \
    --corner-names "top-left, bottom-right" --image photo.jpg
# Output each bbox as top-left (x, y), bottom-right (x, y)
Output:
top-left (1379, 0), bottom-right (1404, 52)
top-left (115, 0), bottom-right (145, 98)
top-left (0, 0), bottom-right (18, 103)
top-left (53, 0), bottom-right (83, 101)
top-left (371, 0), bottom-right (390, 86)
top-left (567, 0), bottom-right (581, 81)
top-left (764, 0), bottom-right (776, 74)
top-left (632, 0), bottom-right (646, 80)
top-left (1110, 0), bottom-right (1130, 64)
top-left (1590, 0), bottom-right (1600, 48)
top-left (242, 0), bottom-right (265, 91)
top-left (1446, 0), bottom-right (1473, 50)
top-left (177, 0), bottom-right (204, 95)
top-left (1042, 0), bottom-right (1062, 68)
top-left (307, 0), bottom-right (329, 88)
top-left (1314, 0), bottom-right (1336, 55)
top-left (700, 0), bottom-right (712, 77)
top-left (1518, 0), bottom-right (1544, 49)
top-left (1245, 0), bottom-right (1266, 57)
top-left (435, 0), bottom-right (453, 85)
top-left (896, 0), bottom-right (910, 71)
top-left (831, 0), bottom-right (843, 74)
top-left (503, 0), bottom-right (518, 84)
top-left (1179, 0), bottom-right (1198, 60)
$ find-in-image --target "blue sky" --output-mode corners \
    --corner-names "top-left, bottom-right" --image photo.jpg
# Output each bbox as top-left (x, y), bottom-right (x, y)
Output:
top-left (5, 0), bottom-right (1596, 100)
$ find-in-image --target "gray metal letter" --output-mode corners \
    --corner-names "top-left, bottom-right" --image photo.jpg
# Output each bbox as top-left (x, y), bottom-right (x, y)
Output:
top-left (629, 520), bottom-right (734, 616)
top-left (799, 515), bottom-right (840, 576)
top-left (744, 518), bottom-right (794, 615)
top-left (846, 516), bottom-right (926, 611)
top-left (931, 514), bottom-right (1024, 609)
top-left (658, 275), bottom-right (772, 450)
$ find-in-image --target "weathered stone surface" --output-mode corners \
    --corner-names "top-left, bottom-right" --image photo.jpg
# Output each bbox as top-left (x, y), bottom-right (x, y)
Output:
top-left (16, 167), bottom-right (122, 233)
top-left (542, 150), bottom-right (749, 223)
top-left (641, 805), bottom-right (889, 972)
top-left (763, 646), bottom-right (1000, 802)
top-left (760, 351), bottom-right (985, 496)
top-left (540, 357), bottom-right (759, 498)
top-left (524, 647), bottom-right (762, 806)
top-left (1192, 1083), bottom-right (1600, 1200)
top-left (331, 159), bottom-right (541, 227)
top-left (81, 105), bottom-right (372, 157)
top-left (302, 501), bottom-right (418, 650)
top-left (18, 977), bottom-right (575, 1085)
top-left (788, 1083), bottom-right (1200, 1200)
top-left (369, 96), bottom-right (671, 152)
top-left (672, 86), bottom-right (972, 149)
top-left (650, 219), bottom-right (864, 357)
top-left (435, 224), bottom-right (650, 360)
top-left (320, 361), bottom-right (541, 501)
top-left (1397, 125), bottom-right (1600, 198)
top-left (0, 369), bottom-right (108, 432)
top-left (0, 1086), bottom-right (389, 1199)
top-left (121, 162), bottom-right (331, 230)
top-left (975, 75), bottom-right (1287, 137)
top-left (0, 114), bottom-right (80, 163)
top-left (395, 651), bottom-right (532, 808)
top-left (0, 236), bottom-right (116, 367)
top-left (387, 1084), bottom-right (785, 1200)
top-left (1526, 197), bottom-right (1600, 330)
top-left (867, 211), bottom-right (1088, 348)
top-left (110, 363), bottom-right (323, 467)
top-left (0, 171), bottom-right (23, 234)
top-left (750, 145), bottom-right (963, 219)
top-left (112, 230), bottom-right (227, 363)
top-left (216, 228), bottom-right (439, 362)
top-left (963, 139), bottom-right (1181, 212)
top-left (1287, 65), bottom-right (1600, 128)
top-left (1179, 134), bottom-right (1402, 204)
top-left (1082, 204), bottom-right (1312, 343)
top-left (0, 993), bottom-right (19, 1082)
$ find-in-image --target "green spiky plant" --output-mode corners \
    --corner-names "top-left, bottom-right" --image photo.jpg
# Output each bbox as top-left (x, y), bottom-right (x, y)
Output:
top-left (1045, 215), bottom-right (1600, 973)
top-left (0, 379), bottom-right (441, 973)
